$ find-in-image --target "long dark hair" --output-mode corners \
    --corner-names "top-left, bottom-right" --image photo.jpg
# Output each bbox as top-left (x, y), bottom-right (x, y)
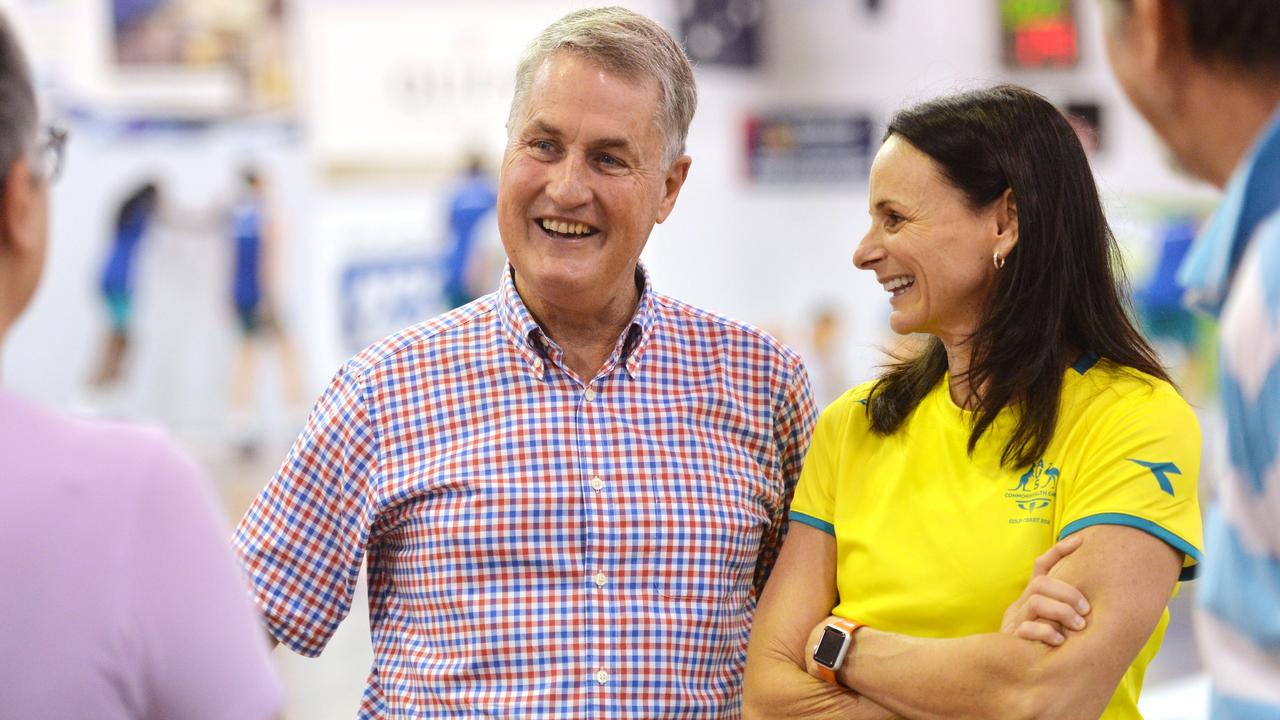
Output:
top-left (866, 85), bottom-right (1169, 469)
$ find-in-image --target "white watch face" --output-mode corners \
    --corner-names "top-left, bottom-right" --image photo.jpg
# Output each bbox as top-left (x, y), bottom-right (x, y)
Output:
top-left (813, 625), bottom-right (850, 669)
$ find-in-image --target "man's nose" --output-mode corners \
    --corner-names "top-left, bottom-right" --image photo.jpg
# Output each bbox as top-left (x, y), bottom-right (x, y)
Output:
top-left (546, 153), bottom-right (592, 208)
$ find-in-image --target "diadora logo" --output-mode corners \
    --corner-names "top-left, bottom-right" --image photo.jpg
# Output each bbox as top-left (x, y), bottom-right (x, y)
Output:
top-left (1127, 459), bottom-right (1180, 496)
top-left (1005, 459), bottom-right (1060, 524)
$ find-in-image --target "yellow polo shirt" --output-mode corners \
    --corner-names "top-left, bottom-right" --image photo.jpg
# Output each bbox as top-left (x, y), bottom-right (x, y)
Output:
top-left (790, 355), bottom-right (1203, 719)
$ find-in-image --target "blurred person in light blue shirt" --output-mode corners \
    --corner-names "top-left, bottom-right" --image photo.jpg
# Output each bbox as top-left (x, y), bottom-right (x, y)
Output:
top-left (1102, 1), bottom-right (1280, 716)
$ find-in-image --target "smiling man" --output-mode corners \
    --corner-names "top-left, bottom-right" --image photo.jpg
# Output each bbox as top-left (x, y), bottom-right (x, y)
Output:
top-left (233, 7), bottom-right (816, 718)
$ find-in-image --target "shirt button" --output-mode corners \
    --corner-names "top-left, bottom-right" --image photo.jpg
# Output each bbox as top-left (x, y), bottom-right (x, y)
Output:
top-left (593, 572), bottom-right (607, 587)
top-left (584, 387), bottom-right (597, 402)
top-left (590, 476), bottom-right (604, 491)
top-left (595, 668), bottom-right (609, 685)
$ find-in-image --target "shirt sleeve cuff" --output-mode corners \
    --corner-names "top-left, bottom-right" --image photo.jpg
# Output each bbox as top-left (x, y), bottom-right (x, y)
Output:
top-left (789, 510), bottom-right (835, 536)
top-left (1059, 512), bottom-right (1202, 581)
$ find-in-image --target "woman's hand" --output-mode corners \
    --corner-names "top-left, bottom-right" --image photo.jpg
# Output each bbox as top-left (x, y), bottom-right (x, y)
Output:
top-left (1000, 534), bottom-right (1091, 646)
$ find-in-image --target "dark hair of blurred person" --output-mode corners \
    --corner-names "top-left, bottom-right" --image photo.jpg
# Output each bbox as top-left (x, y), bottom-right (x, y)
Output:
top-left (0, 11), bottom-right (282, 718)
top-left (865, 85), bottom-right (1169, 469)
top-left (1102, 1), bottom-right (1280, 717)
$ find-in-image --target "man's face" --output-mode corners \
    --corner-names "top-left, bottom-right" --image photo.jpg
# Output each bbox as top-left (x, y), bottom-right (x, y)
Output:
top-left (1099, 0), bottom-right (1208, 183)
top-left (3, 147), bottom-right (51, 324)
top-left (498, 50), bottom-right (690, 314)
top-left (1101, 2), bottom-right (1163, 133)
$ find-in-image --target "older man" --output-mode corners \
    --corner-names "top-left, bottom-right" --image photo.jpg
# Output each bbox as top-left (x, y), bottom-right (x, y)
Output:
top-left (234, 7), bottom-right (815, 717)
top-left (1101, 1), bottom-right (1280, 717)
top-left (0, 12), bottom-right (282, 719)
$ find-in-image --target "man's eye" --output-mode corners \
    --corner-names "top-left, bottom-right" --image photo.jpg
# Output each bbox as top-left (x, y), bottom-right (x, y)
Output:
top-left (884, 213), bottom-right (904, 229)
top-left (597, 153), bottom-right (624, 168)
top-left (531, 140), bottom-right (557, 155)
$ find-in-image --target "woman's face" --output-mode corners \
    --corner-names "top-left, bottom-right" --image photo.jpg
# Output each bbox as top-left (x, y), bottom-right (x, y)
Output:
top-left (853, 135), bottom-right (1015, 345)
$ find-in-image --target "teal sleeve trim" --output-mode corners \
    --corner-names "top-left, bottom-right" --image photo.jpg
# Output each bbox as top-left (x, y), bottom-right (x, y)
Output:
top-left (790, 511), bottom-right (835, 536)
top-left (1059, 512), bottom-right (1202, 581)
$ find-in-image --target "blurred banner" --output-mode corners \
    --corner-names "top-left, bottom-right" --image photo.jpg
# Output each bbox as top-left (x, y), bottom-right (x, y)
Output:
top-left (999, 0), bottom-right (1079, 69)
top-left (111, 0), bottom-right (291, 115)
top-left (31, 0), bottom-right (294, 119)
top-left (677, 0), bottom-right (763, 68)
top-left (301, 1), bottom-right (663, 175)
top-left (744, 109), bottom-right (875, 184)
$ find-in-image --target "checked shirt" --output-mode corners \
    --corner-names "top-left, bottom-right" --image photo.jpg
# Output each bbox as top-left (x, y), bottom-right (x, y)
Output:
top-left (233, 265), bottom-right (816, 718)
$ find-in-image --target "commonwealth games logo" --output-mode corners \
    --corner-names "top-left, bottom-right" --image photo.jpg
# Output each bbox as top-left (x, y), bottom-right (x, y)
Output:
top-left (1005, 459), bottom-right (1060, 520)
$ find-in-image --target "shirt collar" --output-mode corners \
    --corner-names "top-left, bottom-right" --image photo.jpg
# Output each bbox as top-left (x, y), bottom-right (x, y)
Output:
top-left (1179, 104), bottom-right (1280, 316)
top-left (621, 265), bottom-right (656, 379)
top-left (495, 263), bottom-right (658, 380)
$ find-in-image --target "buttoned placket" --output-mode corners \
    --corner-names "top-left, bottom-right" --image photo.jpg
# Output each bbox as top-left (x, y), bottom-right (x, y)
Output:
top-left (525, 306), bottom-right (646, 703)
top-left (577, 350), bottom-right (636, 703)
top-left (578, 369), bottom-right (610, 700)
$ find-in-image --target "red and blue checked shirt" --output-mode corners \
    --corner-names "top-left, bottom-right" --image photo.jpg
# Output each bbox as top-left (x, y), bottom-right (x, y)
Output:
top-left (234, 265), bottom-right (816, 718)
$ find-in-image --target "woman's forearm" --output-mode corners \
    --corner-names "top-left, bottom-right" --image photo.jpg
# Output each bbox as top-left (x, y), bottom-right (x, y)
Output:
top-left (744, 639), bottom-right (897, 720)
top-left (824, 525), bottom-right (1183, 720)
top-left (837, 629), bottom-right (1048, 720)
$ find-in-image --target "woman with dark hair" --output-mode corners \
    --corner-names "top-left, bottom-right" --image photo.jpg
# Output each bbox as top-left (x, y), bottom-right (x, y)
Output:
top-left (743, 85), bottom-right (1203, 720)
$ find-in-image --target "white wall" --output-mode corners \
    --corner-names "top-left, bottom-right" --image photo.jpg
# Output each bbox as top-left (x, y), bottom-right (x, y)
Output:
top-left (641, 0), bottom-right (1218, 389)
top-left (3, 0), bottom-right (1220, 422)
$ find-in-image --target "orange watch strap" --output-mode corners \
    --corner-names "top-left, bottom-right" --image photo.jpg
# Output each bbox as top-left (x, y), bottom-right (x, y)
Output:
top-left (818, 618), bottom-right (866, 688)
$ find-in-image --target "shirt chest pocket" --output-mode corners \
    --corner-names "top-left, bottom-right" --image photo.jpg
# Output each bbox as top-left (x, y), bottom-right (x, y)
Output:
top-left (639, 472), bottom-right (772, 602)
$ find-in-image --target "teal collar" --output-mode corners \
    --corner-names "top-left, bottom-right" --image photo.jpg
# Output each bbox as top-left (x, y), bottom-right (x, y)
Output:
top-left (1179, 104), bottom-right (1280, 317)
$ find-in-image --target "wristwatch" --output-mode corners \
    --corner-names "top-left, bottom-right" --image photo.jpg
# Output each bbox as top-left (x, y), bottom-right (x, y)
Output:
top-left (812, 618), bottom-right (866, 687)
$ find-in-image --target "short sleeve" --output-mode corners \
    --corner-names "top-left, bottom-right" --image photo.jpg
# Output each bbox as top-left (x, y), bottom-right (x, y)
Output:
top-left (134, 436), bottom-right (283, 720)
top-left (754, 357), bottom-right (818, 595)
top-left (233, 362), bottom-right (381, 656)
top-left (1057, 383), bottom-right (1204, 580)
top-left (789, 388), bottom-right (864, 536)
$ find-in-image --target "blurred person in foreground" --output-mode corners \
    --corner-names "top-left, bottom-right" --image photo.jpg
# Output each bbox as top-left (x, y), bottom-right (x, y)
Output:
top-left (234, 7), bottom-right (817, 717)
top-left (0, 13), bottom-right (282, 720)
top-left (1101, 1), bottom-right (1280, 716)
top-left (744, 86), bottom-right (1203, 719)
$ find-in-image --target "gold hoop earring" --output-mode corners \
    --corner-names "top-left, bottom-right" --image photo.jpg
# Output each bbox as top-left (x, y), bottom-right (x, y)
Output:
top-left (993, 251), bottom-right (1006, 270)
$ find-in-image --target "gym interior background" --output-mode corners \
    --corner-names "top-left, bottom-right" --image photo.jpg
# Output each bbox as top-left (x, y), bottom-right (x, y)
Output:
top-left (3, 1), bottom-right (1221, 717)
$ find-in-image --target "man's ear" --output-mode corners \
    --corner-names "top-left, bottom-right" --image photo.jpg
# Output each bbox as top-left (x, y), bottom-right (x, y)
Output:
top-left (0, 158), bottom-right (38, 255)
top-left (655, 155), bottom-right (692, 224)
top-left (1129, 0), bottom-right (1195, 77)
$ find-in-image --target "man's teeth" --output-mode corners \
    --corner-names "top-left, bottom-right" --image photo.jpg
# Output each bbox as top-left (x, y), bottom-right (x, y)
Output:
top-left (540, 219), bottom-right (594, 235)
top-left (886, 276), bottom-right (915, 294)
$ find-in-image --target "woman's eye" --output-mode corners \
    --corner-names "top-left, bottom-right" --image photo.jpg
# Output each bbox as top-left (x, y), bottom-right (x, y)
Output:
top-left (884, 213), bottom-right (904, 229)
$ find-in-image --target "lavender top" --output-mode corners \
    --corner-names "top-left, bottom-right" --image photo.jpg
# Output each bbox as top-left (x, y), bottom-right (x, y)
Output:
top-left (0, 388), bottom-right (282, 719)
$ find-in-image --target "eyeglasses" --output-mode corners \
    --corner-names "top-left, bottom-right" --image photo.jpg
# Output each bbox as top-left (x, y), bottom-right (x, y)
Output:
top-left (31, 124), bottom-right (68, 183)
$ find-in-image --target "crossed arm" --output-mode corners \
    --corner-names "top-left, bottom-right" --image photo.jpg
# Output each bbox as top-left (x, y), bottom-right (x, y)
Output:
top-left (743, 522), bottom-right (1182, 720)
